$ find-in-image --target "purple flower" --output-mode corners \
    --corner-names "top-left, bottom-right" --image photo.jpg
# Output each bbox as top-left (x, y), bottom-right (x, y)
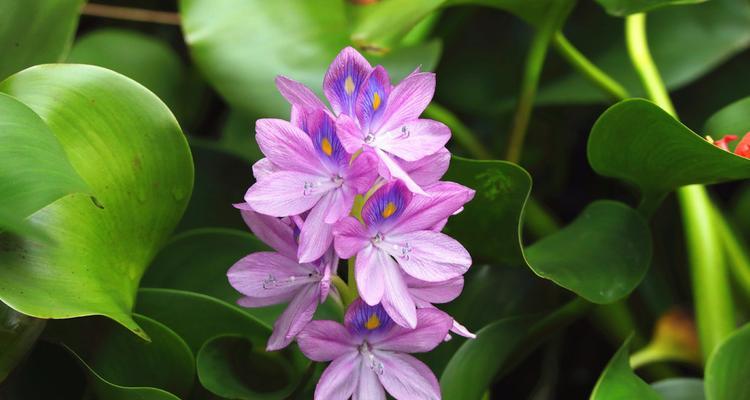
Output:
top-left (275, 47), bottom-right (451, 195)
top-left (297, 299), bottom-right (452, 400)
top-left (406, 275), bottom-right (476, 340)
top-left (228, 206), bottom-right (336, 351)
top-left (333, 180), bottom-right (474, 328)
top-left (243, 108), bottom-right (378, 263)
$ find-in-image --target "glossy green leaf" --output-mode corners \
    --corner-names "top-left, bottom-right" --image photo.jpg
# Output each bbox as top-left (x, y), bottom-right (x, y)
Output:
top-left (445, 158), bottom-right (651, 303)
top-left (0, 92), bottom-right (87, 237)
top-left (588, 99), bottom-right (750, 210)
top-left (443, 157), bottom-right (530, 266)
top-left (590, 336), bottom-right (661, 400)
top-left (66, 314), bottom-right (195, 400)
top-left (596, 0), bottom-right (707, 16)
top-left (705, 96), bottom-right (750, 136)
top-left (196, 335), bottom-right (299, 400)
top-left (705, 323), bottom-right (750, 400)
top-left (524, 200), bottom-right (652, 304)
top-left (0, 0), bottom-right (83, 81)
top-left (178, 141), bottom-right (252, 232)
top-left (0, 304), bottom-right (45, 382)
top-left (180, 0), bottom-right (441, 117)
top-left (0, 65), bottom-right (194, 338)
top-left (539, 0), bottom-right (750, 105)
top-left (440, 299), bottom-right (591, 400)
top-left (135, 288), bottom-right (271, 353)
top-left (652, 378), bottom-right (706, 400)
top-left (66, 28), bottom-right (186, 117)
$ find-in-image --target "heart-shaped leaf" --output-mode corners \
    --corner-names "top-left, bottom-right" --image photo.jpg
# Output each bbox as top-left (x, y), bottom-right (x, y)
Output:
top-left (0, 0), bottom-right (83, 80)
top-left (196, 335), bottom-right (300, 400)
top-left (652, 378), bottom-right (706, 400)
top-left (590, 336), bottom-right (661, 400)
top-left (65, 314), bottom-right (195, 400)
top-left (705, 96), bottom-right (750, 136)
top-left (705, 323), bottom-right (750, 400)
top-left (443, 157), bottom-right (530, 266)
top-left (446, 157), bottom-right (652, 304)
top-left (180, 0), bottom-right (441, 117)
top-left (0, 92), bottom-right (87, 237)
top-left (595, 0), bottom-right (707, 16)
top-left (0, 64), bottom-right (194, 338)
top-left (524, 200), bottom-right (652, 304)
top-left (588, 99), bottom-right (750, 212)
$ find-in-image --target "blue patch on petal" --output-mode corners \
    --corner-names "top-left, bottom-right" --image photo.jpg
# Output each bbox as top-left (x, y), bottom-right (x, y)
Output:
top-left (362, 180), bottom-right (411, 228)
top-left (304, 110), bottom-right (348, 169)
top-left (356, 66), bottom-right (391, 133)
top-left (346, 300), bottom-right (393, 337)
top-left (325, 47), bottom-right (371, 117)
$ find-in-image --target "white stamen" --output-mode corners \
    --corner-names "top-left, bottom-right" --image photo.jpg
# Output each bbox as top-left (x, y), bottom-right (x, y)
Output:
top-left (262, 271), bottom-right (320, 289)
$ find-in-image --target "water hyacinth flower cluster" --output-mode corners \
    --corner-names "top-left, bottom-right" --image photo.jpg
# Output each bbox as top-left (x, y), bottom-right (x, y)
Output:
top-left (228, 47), bottom-right (475, 399)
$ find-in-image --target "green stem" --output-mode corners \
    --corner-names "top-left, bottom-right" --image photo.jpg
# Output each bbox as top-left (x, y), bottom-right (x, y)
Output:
top-left (332, 275), bottom-right (356, 307)
top-left (625, 14), bottom-right (676, 115)
top-left (713, 206), bottom-right (750, 301)
top-left (552, 32), bottom-right (630, 101)
top-left (626, 12), bottom-right (734, 361)
top-left (424, 103), bottom-right (492, 159)
top-left (505, 25), bottom-right (555, 163)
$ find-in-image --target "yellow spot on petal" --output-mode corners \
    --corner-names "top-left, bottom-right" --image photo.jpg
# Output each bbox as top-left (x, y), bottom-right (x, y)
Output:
top-left (321, 138), bottom-right (333, 156)
top-left (382, 201), bottom-right (397, 218)
top-left (345, 76), bottom-right (355, 95)
top-left (373, 92), bottom-right (381, 111)
top-left (365, 313), bottom-right (381, 330)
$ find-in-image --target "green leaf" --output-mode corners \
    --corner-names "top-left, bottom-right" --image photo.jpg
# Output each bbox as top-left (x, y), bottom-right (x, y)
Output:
top-left (440, 299), bottom-right (591, 400)
top-left (0, 92), bottom-right (87, 237)
top-left (0, 0), bottom-right (83, 81)
top-left (445, 157), bottom-right (652, 304)
top-left (596, 0), bottom-right (707, 16)
top-left (705, 323), bottom-right (750, 400)
top-left (0, 304), bottom-right (45, 382)
top-left (66, 314), bottom-right (195, 400)
top-left (588, 99), bottom-right (750, 211)
top-left (0, 64), bottom-right (194, 338)
top-left (705, 96), bottom-right (750, 136)
top-left (524, 200), bottom-right (652, 304)
top-left (66, 28), bottom-right (186, 119)
top-left (180, 0), bottom-right (441, 117)
top-left (443, 157), bottom-right (530, 267)
top-left (196, 335), bottom-right (300, 400)
top-left (590, 336), bottom-right (661, 400)
top-left (135, 288), bottom-right (271, 353)
top-left (652, 378), bottom-right (706, 400)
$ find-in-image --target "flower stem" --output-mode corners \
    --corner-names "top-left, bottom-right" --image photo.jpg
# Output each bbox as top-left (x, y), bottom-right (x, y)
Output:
top-left (552, 32), bottom-right (630, 101)
top-left (626, 13), bottom-right (733, 361)
top-left (712, 206), bottom-right (750, 302)
top-left (505, 26), bottom-right (554, 163)
top-left (347, 257), bottom-right (358, 295)
top-left (424, 103), bottom-right (492, 160)
top-left (332, 275), bottom-right (356, 307)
